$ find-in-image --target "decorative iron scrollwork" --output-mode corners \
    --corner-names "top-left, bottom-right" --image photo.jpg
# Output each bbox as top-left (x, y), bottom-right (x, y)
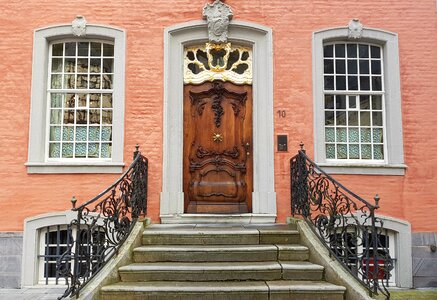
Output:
top-left (290, 147), bottom-right (392, 299)
top-left (56, 148), bottom-right (148, 299)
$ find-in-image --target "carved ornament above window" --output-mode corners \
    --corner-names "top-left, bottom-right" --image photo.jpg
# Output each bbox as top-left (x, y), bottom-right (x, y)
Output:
top-left (184, 43), bottom-right (252, 85)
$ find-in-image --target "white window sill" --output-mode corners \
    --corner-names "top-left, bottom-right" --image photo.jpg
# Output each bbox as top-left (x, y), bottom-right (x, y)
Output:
top-left (25, 162), bottom-right (125, 174)
top-left (317, 162), bottom-right (407, 175)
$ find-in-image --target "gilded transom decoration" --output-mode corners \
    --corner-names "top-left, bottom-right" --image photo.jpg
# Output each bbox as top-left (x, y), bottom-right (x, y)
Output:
top-left (184, 43), bottom-right (252, 85)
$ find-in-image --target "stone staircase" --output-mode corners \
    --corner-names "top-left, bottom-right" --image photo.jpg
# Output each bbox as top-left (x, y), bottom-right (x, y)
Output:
top-left (100, 224), bottom-right (346, 299)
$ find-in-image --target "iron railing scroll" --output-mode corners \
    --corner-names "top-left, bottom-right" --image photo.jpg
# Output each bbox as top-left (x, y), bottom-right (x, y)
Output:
top-left (56, 145), bottom-right (148, 299)
top-left (290, 144), bottom-right (393, 299)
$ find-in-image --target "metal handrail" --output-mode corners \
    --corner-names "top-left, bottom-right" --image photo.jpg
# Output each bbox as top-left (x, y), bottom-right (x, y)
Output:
top-left (56, 146), bottom-right (148, 299)
top-left (291, 146), bottom-right (392, 299)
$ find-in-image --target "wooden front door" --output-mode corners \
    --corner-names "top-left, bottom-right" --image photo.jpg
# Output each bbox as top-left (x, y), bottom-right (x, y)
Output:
top-left (183, 81), bottom-right (253, 213)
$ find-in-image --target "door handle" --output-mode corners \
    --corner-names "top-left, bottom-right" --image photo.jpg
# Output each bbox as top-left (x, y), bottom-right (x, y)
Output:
top-left (245, 142), bottom-right (250, 156)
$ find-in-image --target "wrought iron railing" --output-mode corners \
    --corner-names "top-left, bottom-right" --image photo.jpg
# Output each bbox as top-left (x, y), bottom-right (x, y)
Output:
top-left (290, 145), bottom-right (393, 299)
top-left (56, 146), bottom-right (148, 299)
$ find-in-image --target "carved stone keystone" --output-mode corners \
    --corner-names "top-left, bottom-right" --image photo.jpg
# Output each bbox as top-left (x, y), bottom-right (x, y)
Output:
top-left (203, 0), bottom-right (233, 43)
top-left (72, 15), bottom-right (87, 37)
top-left (348, 19), bottom-right (363, 39)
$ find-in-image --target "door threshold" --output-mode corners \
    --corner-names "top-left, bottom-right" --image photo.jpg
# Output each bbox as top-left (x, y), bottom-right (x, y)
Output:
top-left (160, 213), bottom-right (277, 224)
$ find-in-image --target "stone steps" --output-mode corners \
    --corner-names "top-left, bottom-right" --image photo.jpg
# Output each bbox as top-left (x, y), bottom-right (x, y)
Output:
top-left (101, 281), bottom-right (346, 300)
top-left (100, 224), bottom-right (346, 300)
top-left (118, 261), bottom-right (324, 282)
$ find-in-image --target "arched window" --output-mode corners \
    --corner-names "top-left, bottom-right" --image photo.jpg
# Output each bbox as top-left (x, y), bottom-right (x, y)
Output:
top-left (26, 21), bottom-right (126, 173)
top-left (313, 22), bottom-right (406, 175)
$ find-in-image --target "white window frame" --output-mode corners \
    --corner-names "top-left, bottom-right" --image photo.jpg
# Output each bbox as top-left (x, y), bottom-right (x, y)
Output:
top-left (26, 24), bottom-right (126, 173)
top-left (313, 26), bottom-right (406, 175)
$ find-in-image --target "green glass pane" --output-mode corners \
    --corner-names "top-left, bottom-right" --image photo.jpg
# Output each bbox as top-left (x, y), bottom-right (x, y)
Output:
top-left (102, 94), bottom-right (112, 108)
top-left (361, 144), bottom-right (372, 159)
top-left (89, 110), bottom-right (100, 124)
top-left (88, 143), bottom-right (99, 158)
top-left (102, 74), bottom-right (113, 89)
top-left (62, 143), bottom-right (74, 158)
top-left (76, 126), bottom-right (87, 141)
top-left (51, 74), bottom-right (62, 89)
top-left (325, 111), bottom-right (334, 125)
top-left (62, 127), bottom-right (74, 141)
top-left (50, 94), bottom-right (63, 108)
top-left (326, 144), bottom-right (335, 159)
top-left (49, 143), bottom-right (60, 158)
top-left (51, 58), bottom-right (62, 72)
top-left (75, 143), bottom-right (87, 158)
top-left (349, 144), bottom-right (360, 159)
top-left (50, 110), bottom-right (62, 124)
top-left (373, 145), bottom-right (384, 160)
top-left (101, 143), bottom-right (111, 158)
top-left (50, 126), bottom-right (61, 141)
top-left (90, 94), bottom-right (101, 108)
top-left (349, 128), bottom-right (359, 143)
top-left (336, 128), bottom-right (347, 142)
top-left (101, 126), bottom-right (112, 141)
top-left (360, 112), bottom-right (370, 126)
top-left (325, 127), bottom-right (335, 142)
top-left (337, 144), bottom-right (347, 159)
top-left (89, 127), bottom-right (100, 141)
top-left (348, 111), bottom-right (358, 126)
top-left (372, 112), bottom-right (383, 126)
top-left (89, 75), bottom-right (101, 89)
top-left (373, 128), bottom-right (383, 143)
top-left (102, 110), bottom-right (112, 124)
top-left (336, 111), bottom-right (346, 126)
top-left (361, 128), bottom-right (371, 143)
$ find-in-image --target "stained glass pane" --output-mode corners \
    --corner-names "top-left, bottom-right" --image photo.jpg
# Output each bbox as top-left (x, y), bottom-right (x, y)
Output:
top-left (75, 143), bottom-right (87, 157)
top-left (361, 128), bottom-right (371, 143)
top-left (373, 145), bottom-right (384, 160)
top-left (373, 128), bottom-right (383, 143)
top-left (62, 127), bottom-right (74, 141)
top-left (337, 144), bottom-right (347, 159)
top-left (49, 143), bottom-right (61, 158)
top-left (88, 143), bottom-right (99, 158)
top-left (76, 126), bottom-right (87, 141)
top-left (62, 143), bottom-right (74, 158)
top-left (88, 127), bottom-right (100, 141)
top-left (336, 128), bottom-right (347, 142)
top-left (325, 127), bottom-right (335, 142)
top-left (349, 144), bottom-right (360, 159)
top-left (102, 127), bottom-right (112, 141)
top-left (101, 143), bottom-right (111, 158)
top-left (326, 144), bottom-right (335, 159)
top-left (361, 144), bottom-right (371, 159)
top-left (349, 128), bottom-right (359, 143)
top-left (50, 126), bottom-right (61, 141)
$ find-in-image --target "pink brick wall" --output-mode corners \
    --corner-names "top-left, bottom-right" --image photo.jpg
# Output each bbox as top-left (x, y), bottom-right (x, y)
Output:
top-left (0, 0), bottom-right (436, 232)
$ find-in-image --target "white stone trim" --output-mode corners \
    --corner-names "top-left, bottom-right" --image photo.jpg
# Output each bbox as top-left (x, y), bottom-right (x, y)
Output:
top-left (21, 211), bottom-right (77, 287)
top-left (313, 26), bottom-right (405, 175)
top-left (161, 20), bottom-right (276, 221)
top-left (26, 23), bottom-right (126, 174)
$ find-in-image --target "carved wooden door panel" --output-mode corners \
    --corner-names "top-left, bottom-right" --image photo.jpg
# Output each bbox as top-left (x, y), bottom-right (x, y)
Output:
top-left (183, 81), bottom-right (252, 213)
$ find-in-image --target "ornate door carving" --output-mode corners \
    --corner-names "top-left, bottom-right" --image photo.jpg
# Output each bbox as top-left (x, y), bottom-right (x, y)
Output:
top-left (183, 81), bottom-right (252, 213)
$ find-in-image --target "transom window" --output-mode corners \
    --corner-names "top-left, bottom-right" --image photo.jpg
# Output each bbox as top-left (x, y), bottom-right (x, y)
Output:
top-left (47, 41), bottom-right (114, 160)
top-left (323, 43), bottom-right (385, 161)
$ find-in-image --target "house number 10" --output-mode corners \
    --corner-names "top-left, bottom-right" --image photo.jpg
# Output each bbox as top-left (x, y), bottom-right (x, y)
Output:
top-left (277, 110), bottom-right (286, 118)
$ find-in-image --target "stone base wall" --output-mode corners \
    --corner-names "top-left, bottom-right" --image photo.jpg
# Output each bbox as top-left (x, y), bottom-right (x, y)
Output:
top-left (412, 232), bottom-right (437, 287)
top-left (0, 232), bottom-right (23, 288)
